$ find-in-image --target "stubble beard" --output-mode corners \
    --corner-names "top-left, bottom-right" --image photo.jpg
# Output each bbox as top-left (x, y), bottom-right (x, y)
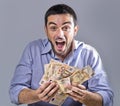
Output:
top-left (52, 40), bottom-right (74, 59)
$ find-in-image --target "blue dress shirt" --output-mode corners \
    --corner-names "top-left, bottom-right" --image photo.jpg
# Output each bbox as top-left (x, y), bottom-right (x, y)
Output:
top-left (9, 39), bottom-right (113, 106)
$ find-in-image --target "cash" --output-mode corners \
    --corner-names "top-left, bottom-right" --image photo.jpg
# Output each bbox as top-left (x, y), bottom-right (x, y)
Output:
top-left (39, 59), bottom-right (94, 106)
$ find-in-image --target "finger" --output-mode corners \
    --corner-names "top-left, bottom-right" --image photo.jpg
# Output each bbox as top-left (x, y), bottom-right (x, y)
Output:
top-left (42, 82), bottom-right (57, 96)
top-left (65, 84), bottom-right (72, 90)
top-left (47, 84), bottom-right (59, 97)
top-left (71, 86), bottom-right (84, 96)
top-left (41, 84), bottom-right (59, 102)
top-left (67, 83), bottom-right (86, 90)
top-left (47, 85), bottom-right (59, 102)
top-left (72, 83), bottom-right (86, 90)
top-left (37, 81), bottom-right (51, 93)
top-left (68, 91), bottom-right (83, 103)
top-left (68, 92), bottom-right (81, 101)
top-left (77, 84), bottom-right (86, 90)
top-left (69, 89), bottom-right (82, 97)
top-left (66, 83), bottom-right (86, 98)
top-left (41, 94), bottom-right (49, 102)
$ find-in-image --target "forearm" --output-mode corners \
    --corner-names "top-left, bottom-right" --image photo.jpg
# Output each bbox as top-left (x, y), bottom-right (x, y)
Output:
top-left (84, 92), bottom-right (103, 106)
top-left (18, 82), bottom-right (59, 104)
top-left (18, 88), bottom-right (40, 104)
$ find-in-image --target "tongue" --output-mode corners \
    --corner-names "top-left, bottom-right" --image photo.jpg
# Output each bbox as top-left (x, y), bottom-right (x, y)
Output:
top-left (57, 42), bottom-right (64, 49)
top-left (57, 43), bottom-right (63, 48)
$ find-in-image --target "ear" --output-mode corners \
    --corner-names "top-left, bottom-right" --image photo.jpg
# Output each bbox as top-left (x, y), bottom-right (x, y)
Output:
top-left (44, 25), bottom-right (48, 36)
top-left (74, 25), bottom-right (79, 37)
top-left (44, 26), bottom-right (47, 33)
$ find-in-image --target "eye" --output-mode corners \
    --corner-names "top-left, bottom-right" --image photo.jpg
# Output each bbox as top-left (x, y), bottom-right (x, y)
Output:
top-left (49, 26), bottom-right (57, 31)
top-left (62, 26), bottom-right (71, 31)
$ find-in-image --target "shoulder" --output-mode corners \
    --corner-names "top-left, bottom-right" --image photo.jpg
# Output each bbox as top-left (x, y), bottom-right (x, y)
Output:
top-left (76, 40), bottom-right (98, 53)
top-left (26, 38), bottom-right (49, 50)
top-left (75, 40), bottom-right (100, 63)
top-left (29, 38), bottom-right (48, 47)
top-left (76, 41), bottom-right (102, 68)
top-left (22, 38), bottom-right (50, 55)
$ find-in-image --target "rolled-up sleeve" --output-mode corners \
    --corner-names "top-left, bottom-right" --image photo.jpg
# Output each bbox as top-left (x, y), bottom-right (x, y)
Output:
top-left (88, 73), bottom-right (113, 106)
top-left (86, 48), bottom-right (114, 106)
top-left (9, 43), bottom-right (32, 104)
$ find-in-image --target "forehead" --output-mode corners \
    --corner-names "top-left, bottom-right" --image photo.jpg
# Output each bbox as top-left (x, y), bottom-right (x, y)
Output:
top-left (47, 14), bottom-right (74, 26)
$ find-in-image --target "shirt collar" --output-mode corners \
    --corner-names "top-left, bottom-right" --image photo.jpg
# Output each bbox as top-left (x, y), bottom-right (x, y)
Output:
top-left (41, 39), bottom-right (52, 55)
top-left (74, 40), bottom-right (83, 50)
top-left (41, 39), bottom-right (82, 55)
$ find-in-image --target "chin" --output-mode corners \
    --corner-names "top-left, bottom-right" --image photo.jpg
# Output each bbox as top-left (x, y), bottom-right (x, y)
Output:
top-left (55, 50), bottom-right (64, 55)
top-left (56, 51), bottom-right (63, 54)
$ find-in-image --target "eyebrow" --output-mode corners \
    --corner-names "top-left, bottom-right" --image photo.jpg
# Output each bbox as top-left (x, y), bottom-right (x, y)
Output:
top-left (62, 21), bottom-right (72, 25)
top-left (48, 22), bottom-right (57, 25)
top-left (48, 21), bottom-right (72, 26)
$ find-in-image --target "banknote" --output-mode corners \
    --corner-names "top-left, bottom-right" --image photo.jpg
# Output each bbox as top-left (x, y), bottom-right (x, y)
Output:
top-left (49, 91), bottom-right (68, 106)
top-left (56, 77), bottom-right (71, 93)
top-left (39, 59), bottom-right (94, 105)
top-left (70, 66), bottom-right (94, 85)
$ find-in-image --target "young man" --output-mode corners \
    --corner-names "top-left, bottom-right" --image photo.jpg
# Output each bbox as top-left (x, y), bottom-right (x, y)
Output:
top-left (9, 4), bottom-right (113, 106)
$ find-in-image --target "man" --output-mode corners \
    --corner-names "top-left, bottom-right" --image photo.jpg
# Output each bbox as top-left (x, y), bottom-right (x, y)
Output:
top-left (9, 4), bottom-right (113, 106)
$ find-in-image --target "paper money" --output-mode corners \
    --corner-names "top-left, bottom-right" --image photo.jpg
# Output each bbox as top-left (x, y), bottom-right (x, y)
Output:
top-left (56, 77), bottom-right (71, 93)
top-left (39, 59), bottom-right (94, 106)
top-left (49, 91), bottom-right (68, 106)
top-left (70, 66), bottom-right (94, 85)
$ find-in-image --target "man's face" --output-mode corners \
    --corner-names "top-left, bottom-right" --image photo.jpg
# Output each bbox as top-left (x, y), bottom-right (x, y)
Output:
top-left (45, 14), bottom-right (78, 58)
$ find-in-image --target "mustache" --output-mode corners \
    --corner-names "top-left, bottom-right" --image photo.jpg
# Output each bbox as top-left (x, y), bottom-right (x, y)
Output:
top-left (55, 36), bottom-right (66, 41)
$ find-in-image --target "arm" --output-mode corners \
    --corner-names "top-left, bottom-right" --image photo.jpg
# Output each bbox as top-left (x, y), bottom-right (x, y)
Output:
top-left (18, 81), bottom-right (59, 104)
top-left (67, 84), bottom-right (102, 106)
top-left (9, 42), bottom-right (59, 105)
top-left (83, 46), bottom-right (113, 106)
top-left (18, 88), bottom-right (39, 104)
top-left (67, 45), bottom-right (114, 106)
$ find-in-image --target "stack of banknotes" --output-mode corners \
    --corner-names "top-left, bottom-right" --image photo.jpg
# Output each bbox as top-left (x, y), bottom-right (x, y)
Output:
top-left (39, 59), bottom-right (94, 106)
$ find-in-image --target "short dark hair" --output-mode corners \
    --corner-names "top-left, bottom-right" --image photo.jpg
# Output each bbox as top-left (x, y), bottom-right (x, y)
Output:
top-left (45, 4), bottom-right (77, 26)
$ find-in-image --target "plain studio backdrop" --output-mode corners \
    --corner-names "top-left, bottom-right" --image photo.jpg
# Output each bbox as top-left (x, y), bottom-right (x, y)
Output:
top-left (0, 0), bottom-right (119, 106)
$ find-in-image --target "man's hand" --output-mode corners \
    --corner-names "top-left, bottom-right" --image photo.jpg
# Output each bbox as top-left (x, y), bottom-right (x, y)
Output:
top-left (66, 83), bottom-right (103, 106)
top-left (35, 81), bottom-right (59, 102)
top-left (18, 81), bottom-right (59, 104)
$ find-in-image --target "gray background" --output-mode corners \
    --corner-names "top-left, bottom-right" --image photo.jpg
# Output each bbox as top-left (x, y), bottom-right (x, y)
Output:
top-left (0, 0), bottom-right (119, 106)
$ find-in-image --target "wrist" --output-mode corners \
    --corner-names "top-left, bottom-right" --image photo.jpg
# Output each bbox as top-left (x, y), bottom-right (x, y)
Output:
top-left (84, 92), bottom-right (102, 106)
top-left (18, 88), bottom-right (41, 104)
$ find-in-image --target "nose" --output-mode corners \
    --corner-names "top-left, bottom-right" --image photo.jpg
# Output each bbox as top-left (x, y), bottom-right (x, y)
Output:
top-left (56, 28), bottom-right (64, 38)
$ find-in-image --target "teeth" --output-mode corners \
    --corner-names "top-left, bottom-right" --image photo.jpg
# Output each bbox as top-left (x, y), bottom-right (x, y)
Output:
top-left (56, 40), bottom-right (65, 42)
top-left (56, 41), bottom-right (65, 45)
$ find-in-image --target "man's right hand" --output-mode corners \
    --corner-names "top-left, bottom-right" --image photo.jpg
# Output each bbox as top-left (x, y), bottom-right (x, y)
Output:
top-left (35, 81), bottom-right (59, 102)
top-left (18, 81), bottom-right (59, 104)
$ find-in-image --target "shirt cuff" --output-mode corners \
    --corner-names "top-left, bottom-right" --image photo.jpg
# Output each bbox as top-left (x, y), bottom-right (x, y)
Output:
top-left (97, 90), bottom-right (113, 106)
top-left (9, 86), bottom-right (28, 105)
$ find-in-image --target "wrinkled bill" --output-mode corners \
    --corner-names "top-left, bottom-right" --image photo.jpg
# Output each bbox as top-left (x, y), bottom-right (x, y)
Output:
top-left (39, 59), bottom-right (94, 106)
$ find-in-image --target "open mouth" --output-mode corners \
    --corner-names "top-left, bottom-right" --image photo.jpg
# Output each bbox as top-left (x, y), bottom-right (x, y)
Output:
top-left (55, 41), bottom-right (65, 49)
